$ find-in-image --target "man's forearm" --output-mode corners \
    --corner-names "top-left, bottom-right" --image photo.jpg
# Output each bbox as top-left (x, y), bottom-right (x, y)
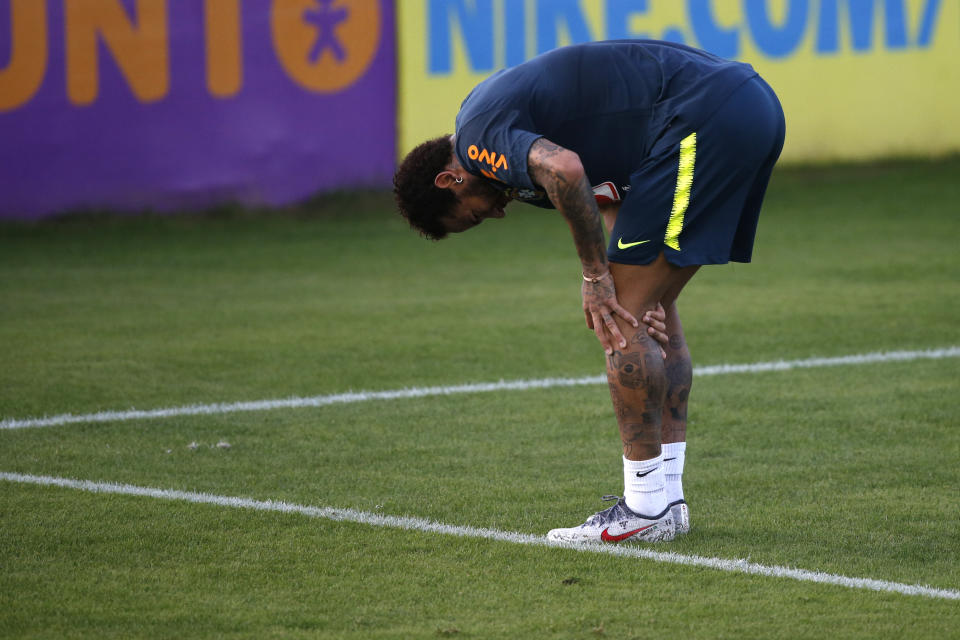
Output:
top-left (528, 139), bottom-right (607, 274)
top-left (550, 173), bottom-right (609, 275)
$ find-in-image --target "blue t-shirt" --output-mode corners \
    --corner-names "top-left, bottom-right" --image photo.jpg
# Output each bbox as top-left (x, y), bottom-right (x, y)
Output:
top-left (453, 40), bottom-right (757, 208)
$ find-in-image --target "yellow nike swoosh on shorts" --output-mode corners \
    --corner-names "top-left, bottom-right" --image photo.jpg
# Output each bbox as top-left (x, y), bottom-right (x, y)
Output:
top-left (617, 237), bottom-right (651, 249)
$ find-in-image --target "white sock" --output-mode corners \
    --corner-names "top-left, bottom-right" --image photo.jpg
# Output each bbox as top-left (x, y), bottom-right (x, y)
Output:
top-left (662, 442), bottom-right (687, 504)
top-left (622, 454), bottom-right (667, 516)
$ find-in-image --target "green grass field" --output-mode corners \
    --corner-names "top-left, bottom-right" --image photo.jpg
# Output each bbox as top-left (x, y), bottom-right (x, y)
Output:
top-left (1, 158), bottom-right (958, 638)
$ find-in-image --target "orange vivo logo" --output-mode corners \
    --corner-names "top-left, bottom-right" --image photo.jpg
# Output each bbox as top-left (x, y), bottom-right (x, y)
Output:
top-left (466, 143), bottom-right (508, 180)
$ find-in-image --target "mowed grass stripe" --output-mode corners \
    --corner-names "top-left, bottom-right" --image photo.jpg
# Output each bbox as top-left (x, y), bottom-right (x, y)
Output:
top-left (2, 471), bottom-right (957, 602)
top-left (2, 346), bottom-right (957, 430)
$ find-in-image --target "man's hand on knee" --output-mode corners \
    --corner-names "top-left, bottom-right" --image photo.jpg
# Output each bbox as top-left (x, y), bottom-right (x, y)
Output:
top-left (581, 271), bottom-right (638, 355)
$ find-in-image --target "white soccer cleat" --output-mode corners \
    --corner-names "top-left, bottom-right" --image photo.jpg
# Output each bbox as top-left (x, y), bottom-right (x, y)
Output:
top-left (669, 499), bottom-right (690, 535)
top-left (547, 495), bottom-right (676, 544)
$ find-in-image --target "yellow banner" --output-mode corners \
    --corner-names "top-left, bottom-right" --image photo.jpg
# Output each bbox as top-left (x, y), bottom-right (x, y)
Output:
top-left (398, 0), bottom-right (960, 163)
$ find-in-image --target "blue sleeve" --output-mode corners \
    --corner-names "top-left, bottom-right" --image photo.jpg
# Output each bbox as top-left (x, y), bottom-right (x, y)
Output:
top-left (455, 109), bottom-right (542, 190)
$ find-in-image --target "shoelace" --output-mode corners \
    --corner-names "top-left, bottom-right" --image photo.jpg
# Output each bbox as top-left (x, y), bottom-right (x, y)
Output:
top-left (584, 495), bottom-right (624, 526)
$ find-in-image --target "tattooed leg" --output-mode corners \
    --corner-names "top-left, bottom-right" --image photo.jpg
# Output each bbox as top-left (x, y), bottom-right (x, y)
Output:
top-left (602, 256), bottom-right (698, 522)
top-left (607, 328), bottom-right (667, 461)
top-left (607, 256), bottom-right (699, 461)
top-left (661, 302), bottom-right (692, 444)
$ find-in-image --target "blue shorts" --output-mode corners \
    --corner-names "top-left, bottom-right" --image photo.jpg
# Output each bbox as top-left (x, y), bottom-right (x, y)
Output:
top-left (607, 75), bottom-right (785, 267)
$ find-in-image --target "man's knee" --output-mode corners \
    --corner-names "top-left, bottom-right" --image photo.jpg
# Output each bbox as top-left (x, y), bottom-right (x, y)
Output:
top-left (606, 330), bottom-right (667, 399)
top-left (660, 302), bottom-right (688, 353)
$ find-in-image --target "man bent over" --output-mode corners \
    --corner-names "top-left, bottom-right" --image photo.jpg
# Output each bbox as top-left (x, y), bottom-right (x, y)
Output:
top-left (394, 40), bottom-right (785, 543)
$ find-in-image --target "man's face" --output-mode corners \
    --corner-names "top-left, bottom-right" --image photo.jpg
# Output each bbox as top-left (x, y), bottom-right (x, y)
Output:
top-left (442, 175), bottom-right (511, 233)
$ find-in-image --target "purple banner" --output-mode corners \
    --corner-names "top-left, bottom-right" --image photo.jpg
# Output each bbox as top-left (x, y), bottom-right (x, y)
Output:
top-left (0, 0), bottom-right (396, 219)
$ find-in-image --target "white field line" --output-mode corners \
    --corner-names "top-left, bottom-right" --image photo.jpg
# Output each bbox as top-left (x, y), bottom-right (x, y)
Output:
top-left (2, 347), bottom-right (958, 431)
top-left (2, 471), bottom-right (957, 601)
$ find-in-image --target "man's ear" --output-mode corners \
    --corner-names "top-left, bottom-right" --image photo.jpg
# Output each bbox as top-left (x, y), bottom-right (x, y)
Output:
top-left (434, 170), bottom-right (459, 189)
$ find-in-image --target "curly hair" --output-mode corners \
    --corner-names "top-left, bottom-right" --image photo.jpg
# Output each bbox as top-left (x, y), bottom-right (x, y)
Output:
top-left (393, 135), bottom-right (456, 240)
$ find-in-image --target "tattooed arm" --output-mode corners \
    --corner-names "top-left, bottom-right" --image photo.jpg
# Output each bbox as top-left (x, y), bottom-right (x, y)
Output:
top-left (527, 138), bottom-right (607, 274)
top-left (527, 137), bottom-right (639, 355)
